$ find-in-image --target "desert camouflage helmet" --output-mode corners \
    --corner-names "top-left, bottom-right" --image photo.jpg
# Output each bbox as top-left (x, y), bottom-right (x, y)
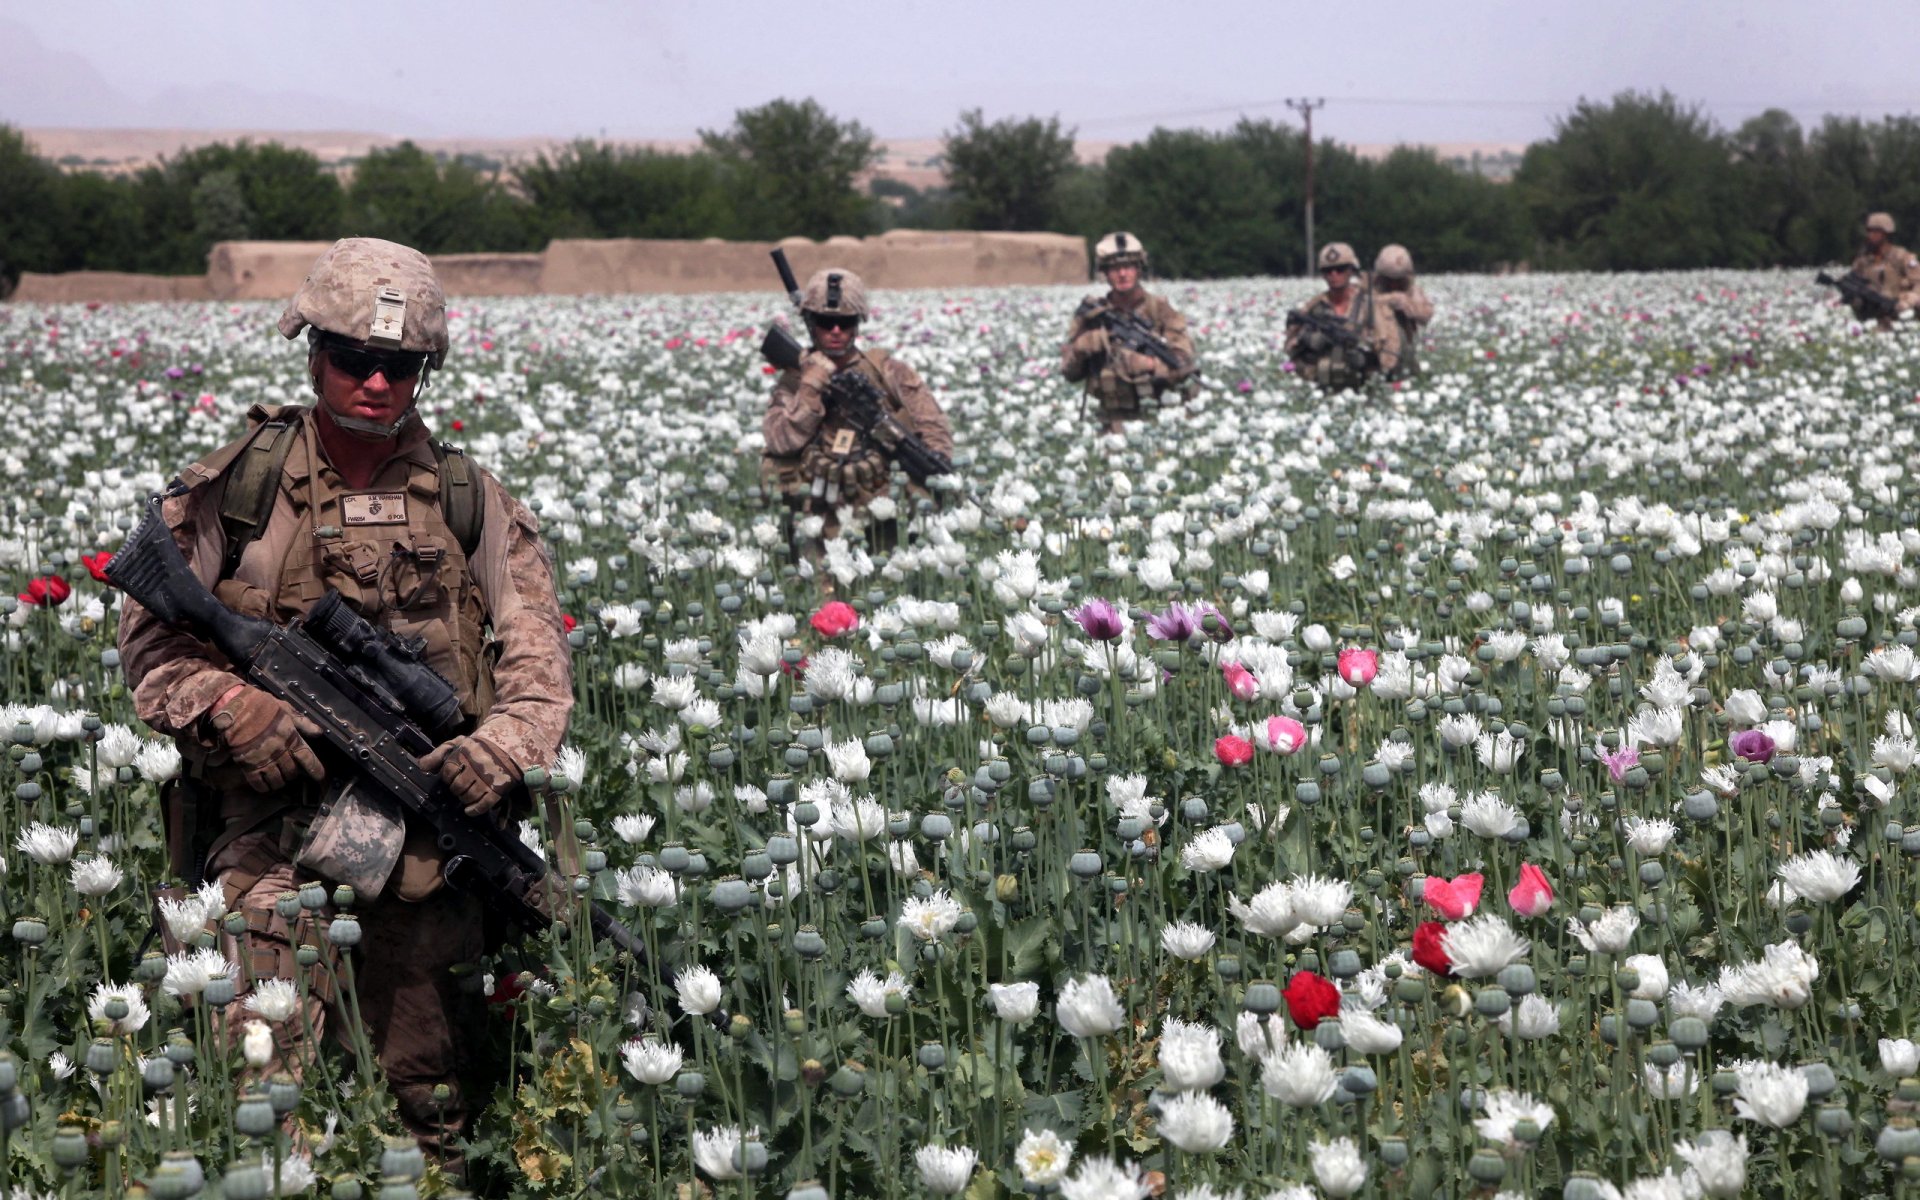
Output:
top-left (1095, 232), bottom-right (1148, 270)
top-left (1318, 243), bottom-right (1361, 272)
top-left (1373, 244), bottom-right (1415, 280)
top-left (278, 238), bottom-right (449, 367)
top-left (800, 268), bottom-right (869, 319)
top-left (1867, 212), bottom-right (1897, 233)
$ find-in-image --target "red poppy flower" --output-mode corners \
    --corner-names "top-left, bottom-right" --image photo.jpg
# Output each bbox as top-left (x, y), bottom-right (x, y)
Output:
top-left (82, 552), bottom-right (115, 585)
top-left (1283, 970), bottom-right (1341, 1030)
top-left (19, 576), bottom-right (71, 607)
top-left (1412, 920), bottom-right (1455, 978)
top-left (810, 600), bottom-right (859, 638)
top-left (561, 614), bottom-right (577, 632)
top-left (1213, 735), bottom-right (1254, 767)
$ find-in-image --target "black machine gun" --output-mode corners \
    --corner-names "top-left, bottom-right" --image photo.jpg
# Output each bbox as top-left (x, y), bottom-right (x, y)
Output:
top-left (1285, 305), bottom-right (1368, 355)
top-left (1816, 270), bottom-right (1900, 321)
top-left (1073, 297), bottom-right (1189, 375)
top-left (758, 248), bottom-right (956, 488)
top-left (105, 497), bottom-right (654, 968)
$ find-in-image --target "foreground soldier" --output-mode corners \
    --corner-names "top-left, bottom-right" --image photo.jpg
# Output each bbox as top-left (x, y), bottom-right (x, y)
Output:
top-left (1849, 212), bottom-right (1920, 327)
top-left (1060, 232), bottom-right (1197, 431)
top-left (763, 267), bottom-right (953, 561)
top-left (1284, 242), bottom-right (1400, 388)
top-left (117, 238), bottom-right (572, 1166)
top-left (1371, 244), bottom-right (1434, 378)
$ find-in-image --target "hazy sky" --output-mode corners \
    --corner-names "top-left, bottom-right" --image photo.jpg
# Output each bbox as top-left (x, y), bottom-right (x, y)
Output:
top-left (6, 0), bottom-right (1919, 145)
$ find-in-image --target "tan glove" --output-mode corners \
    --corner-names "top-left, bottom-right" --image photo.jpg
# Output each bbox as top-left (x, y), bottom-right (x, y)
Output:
top-left (798, 351), bottom-right (836, 394)
top-left (420, 732), bottom-right (521, 816)
top-left (1070, 328), bottom-right (1110, 359)
top-left (1117, 349), bottom-right (1164, 379)
top-left (205, 686), bottom-right (325, 793)
top-left (1378, 293), bottom-right (1409, 315)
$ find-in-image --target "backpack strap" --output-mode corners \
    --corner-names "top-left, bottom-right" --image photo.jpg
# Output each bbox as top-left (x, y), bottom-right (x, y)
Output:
top-left (216, 411), bottom-right (304, 579)
top-left (433, 441), bottom-right (483, 558)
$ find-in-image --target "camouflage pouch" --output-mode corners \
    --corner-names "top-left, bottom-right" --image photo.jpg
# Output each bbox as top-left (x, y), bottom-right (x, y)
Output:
top-left (292, 779), bottom-right (406, 900)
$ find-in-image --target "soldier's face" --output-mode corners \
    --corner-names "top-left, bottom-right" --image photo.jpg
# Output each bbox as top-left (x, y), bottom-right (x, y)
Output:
top-left (1323, 266), bottom-right (1354, 294)
top-left (1868, 228), bottom-right (1889, 250)
top-left (1104, 264), bottom-right (1141, 292)
top-left (314, 347), bottom-right (419, 433)
top-left (809, 315), bottom-right (858, 359)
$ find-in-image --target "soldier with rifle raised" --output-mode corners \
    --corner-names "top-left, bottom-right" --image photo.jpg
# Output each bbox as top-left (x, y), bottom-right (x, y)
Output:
top-left (761, 263), bottom-right (954, 566)
top-left (1285, 242), bottom-right (1401, 389)
top-left (1060, 232), bottom-right (1197, 432)
top-left (113, 238), bottom-right (576, 1171)
top-left (1818, 211), bottom-right (1919, 330)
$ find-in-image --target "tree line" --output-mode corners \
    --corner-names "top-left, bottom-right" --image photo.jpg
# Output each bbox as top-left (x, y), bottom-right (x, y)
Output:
top-left (3, 91), bottom-right (1919, 289)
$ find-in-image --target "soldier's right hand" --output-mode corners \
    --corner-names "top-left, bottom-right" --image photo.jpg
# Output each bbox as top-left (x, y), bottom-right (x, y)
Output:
top-left (799, 351), bottom-right (836, 393)
top-left (206, 685), bottom-right (326, 793)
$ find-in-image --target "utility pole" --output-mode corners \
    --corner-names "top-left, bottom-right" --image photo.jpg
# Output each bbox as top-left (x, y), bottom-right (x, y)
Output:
top-left (1286, 98), bottom-right (1325, 276)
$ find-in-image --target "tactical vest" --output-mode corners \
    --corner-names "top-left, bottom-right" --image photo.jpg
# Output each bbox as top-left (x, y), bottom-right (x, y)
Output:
top-left (780, 349), bottom-right (907, 509)
top-left (208, 406), bottom-right (495, 725)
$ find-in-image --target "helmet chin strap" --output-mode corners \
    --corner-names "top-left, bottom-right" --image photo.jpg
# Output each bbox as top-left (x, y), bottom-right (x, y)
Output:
top-left (327, 406), bottom-right (419, 441)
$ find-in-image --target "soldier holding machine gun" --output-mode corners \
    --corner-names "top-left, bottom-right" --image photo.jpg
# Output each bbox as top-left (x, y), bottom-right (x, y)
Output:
top-left (1284, 242), bottom-right (1401, 389)
top-left (1817, 211), bottom-right (1920, 330)
top-left (1060, 232), bottom-right (1197, 432)
top-left (115, 238), bottom-right (574, 1169)
top-left (761, 263), bottom-right (954, 565)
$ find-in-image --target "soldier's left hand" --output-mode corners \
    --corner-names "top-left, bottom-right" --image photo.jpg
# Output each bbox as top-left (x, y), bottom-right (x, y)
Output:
top-left (421, 732), bottom-right (520, 816)
top-left (1119, 350), bottom-right (1162, 378)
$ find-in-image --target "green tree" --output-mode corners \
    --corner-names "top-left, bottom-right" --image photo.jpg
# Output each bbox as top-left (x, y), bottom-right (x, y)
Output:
top-left (942, 110), bottom-right (1079, 231)
top-left (871, 179), bottom-right (954, 231)
top-left (1514, 90), bottom-right (1766, 270)
top-left (699, 98), bottom-right (879, 239)
top-left (126, 141), bottom-right (343, 272)
top-left (514, 140), bottom-right (735, 239)
top-left (1101, 128), bottom-right (1279, 278)
top-left (190, 169), bottom-right (253, 247)
top-left (347, 141), bottom-right (537, 253)
top-left (0, 124), bottom-right (66, 288)
top-left (1358, 147), bottom-right (1529, 272)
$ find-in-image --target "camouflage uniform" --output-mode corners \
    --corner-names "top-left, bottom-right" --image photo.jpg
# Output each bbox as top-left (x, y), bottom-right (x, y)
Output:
top-left (761, 268), bottom-right (953, 557)
top-left (1851, 213), bottom-right (1920, 328)
top-left (1285, 243), bottom-right (1401, 388)
top-left (117, 239), bottom-right (572, 1162)
top-left (1371, 244), bottom-right (1434, 379)
top-left (1060, 232), bottom-right (1197, 429)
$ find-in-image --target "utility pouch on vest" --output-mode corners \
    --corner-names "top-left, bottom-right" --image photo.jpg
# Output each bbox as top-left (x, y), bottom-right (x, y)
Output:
top-left (292, 778), bottom-right (407, 900)
top-left (388, 536), bottom-right (448, 610)
top-left (160, 776), bottom-right (211, 885)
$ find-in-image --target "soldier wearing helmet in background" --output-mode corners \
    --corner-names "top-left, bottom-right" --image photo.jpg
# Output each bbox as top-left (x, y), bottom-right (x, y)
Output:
top-left (1850, 212), bottom-right (1920, 327)
top-left (763, 267), bottom-right (953, 566)
top-left (1284, 241), bottom-right (1400, 388)
top-left (117, 237), bottom-right (572, 1170)
top-left (1370, 243), bottom-right (1434, 378)
top-left (1060, 232), bottom-right (1197, 432)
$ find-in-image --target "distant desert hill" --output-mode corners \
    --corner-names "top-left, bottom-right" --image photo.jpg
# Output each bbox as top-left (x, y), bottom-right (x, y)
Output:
top-left (21, 128), bottom-right (1528, 185)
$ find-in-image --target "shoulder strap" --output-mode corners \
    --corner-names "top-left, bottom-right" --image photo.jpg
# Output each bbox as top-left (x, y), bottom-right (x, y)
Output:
top-left (217, 412), bottom-right (304, 579)
top-left (433, 442), bottom-right (484, 558)
top-left (851, 349), bottom-right (906, 412)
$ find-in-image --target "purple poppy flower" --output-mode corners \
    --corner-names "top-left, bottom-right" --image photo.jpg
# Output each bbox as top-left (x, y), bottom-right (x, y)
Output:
top-left (1600, 742), bottom-right (1639, 782)
top-left (1730, 729), bottom-right (1775, 764)
top-left (164, 366), bottom-right (185, 380)
top-left (1071, 598), bottom-right (1125, 642)
top-left (1146, 602), bottom-right (1203, 643)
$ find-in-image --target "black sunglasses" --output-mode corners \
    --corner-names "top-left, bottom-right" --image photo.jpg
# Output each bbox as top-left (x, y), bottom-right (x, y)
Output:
top-left (810, 314), bottom-right (860, 332)
top-left (322, 337), bottom-right (427, 382)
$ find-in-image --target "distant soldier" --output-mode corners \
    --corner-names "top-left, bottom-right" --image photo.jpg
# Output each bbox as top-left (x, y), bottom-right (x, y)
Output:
top-left (1060, 232), bottom-right (1197, 431)
top-left (1850, 212), bottom-right (1920, 327)
top-left (1371, 244), bottom-right (1434, 378)
top-left (1285, 242), bottom-right (1400, 388)
top-left (763, 267), bottom-right (953, 562)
